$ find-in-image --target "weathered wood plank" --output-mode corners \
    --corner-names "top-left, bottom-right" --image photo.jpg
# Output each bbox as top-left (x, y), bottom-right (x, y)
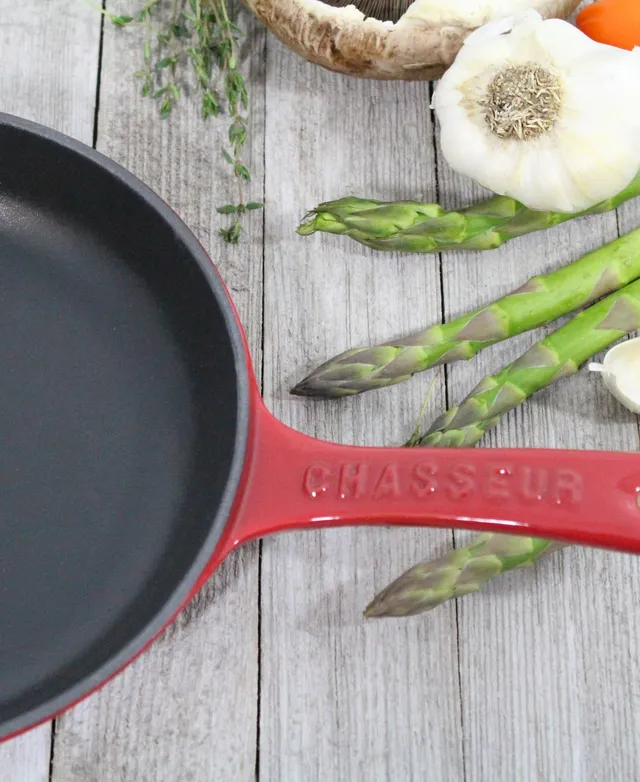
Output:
top-left (435, 2), bottom-right (640, 769)
top-left (441, 176), bottom-right (640, 782)
top-left (0, 731), bottom-right (52, 782)
top-left (0, 0), bottom-right (101, 778)
top-left (0, 0), bottom-right (100, 141)
top-left (260, 40), bottom-right (464, 781)
top-left (51, 6), bottom-right (265, 781)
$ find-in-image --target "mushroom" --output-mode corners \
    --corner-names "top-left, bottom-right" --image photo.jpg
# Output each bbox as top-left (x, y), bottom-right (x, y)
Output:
top-left (242, 0), bottom-right (582, 80)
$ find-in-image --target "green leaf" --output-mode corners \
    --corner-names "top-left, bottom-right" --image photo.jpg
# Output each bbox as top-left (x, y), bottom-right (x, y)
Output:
top-left (171, 23), bottom-right (190, 38)
top-left (246, 202), bottom-right (263, 211)
top-left (230, 222), bottom-right (242, 242)
top-left (222, 149), bottom-right (234, 164)
top-left (216, 204), bottom-right (238, 215)
top-left (228, 122), bottom-right (245, 142)
top-left (111, 14), bottom-right (134, 27)
top-left (202, 91), bottom-right (219, 119)
top-left (153, 86), bottom-right (169, 98)
top-left (234, 163), bottom-right (251, 182)
top-left (160, 98), bottom-right (173, 118)
top-left (141, 82), bottom-right (151, 98)
top-left (156, 56), bottom-right (176, 69)
top-left (157, 32), bottom-right (170, 44)
top-left (133, 70), bottom-right (147, 78)
top-left (169, 83), bottom-right (180, 99)
top-left (228, 55), bottom-right (237, 71)
top-left (220, 221), bottom-right (242, 244)
top-left (225, 71), bottom-right (240, 91)
top-left (196, 67), bottom-right (210, 88)
top-left (144, 41), bottom-right (152, 61)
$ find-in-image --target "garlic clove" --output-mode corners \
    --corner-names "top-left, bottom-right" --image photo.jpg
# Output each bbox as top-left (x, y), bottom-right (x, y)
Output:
top-left (588, 337), bottom-right (640, 414)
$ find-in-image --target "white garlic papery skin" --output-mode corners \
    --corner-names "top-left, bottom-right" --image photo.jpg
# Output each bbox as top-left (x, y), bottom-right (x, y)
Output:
top-left (431, 11), bottom-right (640, 213)
top-left (589, 338), bottom-right (640, 414)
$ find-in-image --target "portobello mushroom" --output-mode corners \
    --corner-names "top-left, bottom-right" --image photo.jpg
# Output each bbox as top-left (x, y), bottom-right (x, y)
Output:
top-left (242, 0), bottom-right (582, 80)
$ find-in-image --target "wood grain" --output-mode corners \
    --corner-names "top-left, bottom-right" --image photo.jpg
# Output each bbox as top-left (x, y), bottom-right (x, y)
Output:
top-left (49, 5), bottom-right (266, 782)
top-left (0, 0), bottom-right (100, 141)
top-left (5, 0), bottom-right (640, 778)
top-left (260, 39), bottom-right (464, 782)
top-left (434, 0), bottom-right (640, 770)
top-left (0, 0), bottom-right (101, 778)
top-left (438, 170), bottom-right (640, 782)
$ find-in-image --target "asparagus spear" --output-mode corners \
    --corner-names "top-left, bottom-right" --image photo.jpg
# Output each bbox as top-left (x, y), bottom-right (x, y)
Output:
top-left (292, 227), bottom-right (640, 398)
top-left (365, 278), bottom-right (640, 618)
top-left (297, 171), bottom-right (640, 253)
top-left (365, 535), bottom-right (565, 618)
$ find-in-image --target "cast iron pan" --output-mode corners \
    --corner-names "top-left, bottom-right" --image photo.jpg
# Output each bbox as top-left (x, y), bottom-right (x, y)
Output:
top-left (2, 113), bottom-right (640, 742)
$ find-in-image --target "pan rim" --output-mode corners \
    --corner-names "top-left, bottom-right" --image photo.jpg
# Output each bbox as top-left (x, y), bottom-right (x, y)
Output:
top-left (0, 112), bottom-right (251, 740)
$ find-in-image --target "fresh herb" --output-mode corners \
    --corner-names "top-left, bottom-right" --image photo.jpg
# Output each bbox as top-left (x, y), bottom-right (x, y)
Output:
top-left (84, 0), bottom-right (262, 243)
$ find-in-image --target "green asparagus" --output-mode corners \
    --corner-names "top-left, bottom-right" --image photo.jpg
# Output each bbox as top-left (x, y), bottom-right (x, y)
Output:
top-left (422, 280), bottom-right (640, 447)
top-left (297, 171), bottom-right (640, 253)
top-left (365, 278), bottom-right (640, 618)
top-left (291, 227), bottom-right (640, 398)
top-left (365, 535), bottom-right (565, 618)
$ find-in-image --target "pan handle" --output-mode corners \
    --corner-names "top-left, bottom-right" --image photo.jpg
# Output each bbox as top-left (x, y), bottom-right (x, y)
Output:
top-left (215, 399), bottom-right (640, 565)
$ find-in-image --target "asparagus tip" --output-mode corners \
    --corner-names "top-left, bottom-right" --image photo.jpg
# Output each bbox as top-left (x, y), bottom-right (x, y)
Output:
top-left (296, 221), bottom-right (315, 237)
top-left (363, 600), bottom-right (385, 619)
top-left (363, 597), bottom-right (417, 619)
top-left (296, 209), bottom-right (321, 236)
top-left (289, 380), bottom-right (315, 396)
top-left (290, 377), bottom-right (359, 398)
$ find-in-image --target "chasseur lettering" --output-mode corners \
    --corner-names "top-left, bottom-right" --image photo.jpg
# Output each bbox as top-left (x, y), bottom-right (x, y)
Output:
top-left (302, 461), bottom-right (584, 507)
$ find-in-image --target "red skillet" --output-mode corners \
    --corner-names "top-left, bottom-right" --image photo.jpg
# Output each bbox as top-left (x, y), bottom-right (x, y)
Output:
top-left (1, 113), bottom-right (639, 742)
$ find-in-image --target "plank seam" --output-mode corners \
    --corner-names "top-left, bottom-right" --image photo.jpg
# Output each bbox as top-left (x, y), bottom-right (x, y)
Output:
top-left (255, 16), bottom-right (268, 781)
top-left (92, 0), bottom-right (107, 150)
top-left (430, 78), bottom-right (467, 782)
top-left (48, 720), bottom-right (57, 782)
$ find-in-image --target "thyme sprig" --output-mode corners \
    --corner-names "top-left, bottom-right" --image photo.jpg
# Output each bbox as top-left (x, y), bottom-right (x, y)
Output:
top-left (85, 0), bottom-right (262, 243)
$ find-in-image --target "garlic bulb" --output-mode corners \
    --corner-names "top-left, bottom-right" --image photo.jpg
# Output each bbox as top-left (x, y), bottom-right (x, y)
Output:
top-left (589, 338), bottom-right (640, 414)
top-left (431, 11), bottom-right (640, 213)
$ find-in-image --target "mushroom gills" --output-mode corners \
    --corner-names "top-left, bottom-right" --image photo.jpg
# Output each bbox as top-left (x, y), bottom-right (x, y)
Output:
top-left (320, 0), bottom-right (414, 23)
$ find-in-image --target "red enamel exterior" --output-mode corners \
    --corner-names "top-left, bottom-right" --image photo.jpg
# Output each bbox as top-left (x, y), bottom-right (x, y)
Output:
top-left (226, 392), bottom-right (640, 557)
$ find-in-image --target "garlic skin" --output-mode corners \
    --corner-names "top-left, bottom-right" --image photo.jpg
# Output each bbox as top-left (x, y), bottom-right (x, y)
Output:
top-left (432, 11), bottom-right (640, 213)
top-left (589, 338), bottom-right (640, 414)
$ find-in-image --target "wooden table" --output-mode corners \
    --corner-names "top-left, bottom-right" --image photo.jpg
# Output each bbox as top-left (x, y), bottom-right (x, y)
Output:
top-left (3, 1), bottom-right (640, 780)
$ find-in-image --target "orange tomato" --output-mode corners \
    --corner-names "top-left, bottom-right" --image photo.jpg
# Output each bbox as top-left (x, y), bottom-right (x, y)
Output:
top-left (576, 0), bottom-right (640, 51)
